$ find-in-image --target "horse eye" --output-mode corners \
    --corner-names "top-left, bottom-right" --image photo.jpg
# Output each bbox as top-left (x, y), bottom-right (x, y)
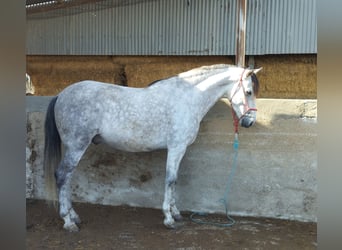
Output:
top-left (246, 90), bottom-right (252, 96)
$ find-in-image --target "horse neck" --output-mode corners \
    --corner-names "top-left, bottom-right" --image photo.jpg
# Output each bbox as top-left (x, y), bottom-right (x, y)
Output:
top-left (194, 68), bottom-right (240, 119)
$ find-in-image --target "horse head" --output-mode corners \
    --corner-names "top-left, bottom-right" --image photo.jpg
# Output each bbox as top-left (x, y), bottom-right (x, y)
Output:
top-left (229, 67), bottom-right (262, 128)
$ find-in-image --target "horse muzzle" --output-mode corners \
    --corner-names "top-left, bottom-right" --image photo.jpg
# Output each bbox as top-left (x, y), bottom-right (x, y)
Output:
top-left (240, 116), bottom-right (255, 128)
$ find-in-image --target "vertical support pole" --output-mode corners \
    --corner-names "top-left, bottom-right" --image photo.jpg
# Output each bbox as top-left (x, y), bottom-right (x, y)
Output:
top-left (235, 0), bottom-right (247, 67)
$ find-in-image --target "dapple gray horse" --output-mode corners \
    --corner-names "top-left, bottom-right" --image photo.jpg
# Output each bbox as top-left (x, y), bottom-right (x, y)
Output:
top-left (44, 64), bottom-right (261, 231)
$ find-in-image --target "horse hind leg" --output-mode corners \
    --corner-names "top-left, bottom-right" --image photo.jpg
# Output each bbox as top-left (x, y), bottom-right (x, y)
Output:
top-left (55, 147), bottom-right (87, 232)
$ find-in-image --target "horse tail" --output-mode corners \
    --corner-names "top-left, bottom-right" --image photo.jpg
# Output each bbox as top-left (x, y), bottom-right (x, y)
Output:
top-left (44, 96), bottom-right (61, 207)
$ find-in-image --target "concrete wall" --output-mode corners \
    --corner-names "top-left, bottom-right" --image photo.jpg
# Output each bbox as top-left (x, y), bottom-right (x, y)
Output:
top-left (26, 96), bottom-right (317, 222)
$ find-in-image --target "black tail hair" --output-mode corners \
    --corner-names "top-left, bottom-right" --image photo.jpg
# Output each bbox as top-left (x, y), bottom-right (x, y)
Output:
top-left (43, 96), bottom-right (61, 207)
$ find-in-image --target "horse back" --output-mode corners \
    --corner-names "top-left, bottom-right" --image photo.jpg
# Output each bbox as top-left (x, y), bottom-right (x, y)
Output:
top-left (54, 80), bottom-right (201, 151)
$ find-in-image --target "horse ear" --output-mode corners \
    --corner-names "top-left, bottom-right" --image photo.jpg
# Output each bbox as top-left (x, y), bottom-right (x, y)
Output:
top-left (243, 67), bottom-right (262, 78)
top-left (253, 67), bottom-right (262, 75)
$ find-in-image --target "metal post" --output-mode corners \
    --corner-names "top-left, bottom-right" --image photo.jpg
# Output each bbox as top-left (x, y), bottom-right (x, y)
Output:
top-left (235, 0), bottom-right (247, 67)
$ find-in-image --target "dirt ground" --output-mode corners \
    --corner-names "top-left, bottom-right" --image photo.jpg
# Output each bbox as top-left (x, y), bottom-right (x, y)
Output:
top-left (26, 199), bottom-right (316, 250)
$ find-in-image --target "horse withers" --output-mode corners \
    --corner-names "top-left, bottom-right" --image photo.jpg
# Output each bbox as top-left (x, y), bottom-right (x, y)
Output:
top-left (44, 64), bottom-right (262, 231)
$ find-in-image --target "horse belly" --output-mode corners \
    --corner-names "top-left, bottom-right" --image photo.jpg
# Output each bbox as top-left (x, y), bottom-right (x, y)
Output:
top-left (100, 127), bottom-right (168, 152)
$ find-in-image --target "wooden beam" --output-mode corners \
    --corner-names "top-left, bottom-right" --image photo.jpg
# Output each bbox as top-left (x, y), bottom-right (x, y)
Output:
top-left (235, 0), bottom-right (247, 67)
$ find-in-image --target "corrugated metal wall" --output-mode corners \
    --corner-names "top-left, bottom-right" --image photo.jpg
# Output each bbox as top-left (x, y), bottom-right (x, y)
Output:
top-left (26, 0), bottom-right (317, 55)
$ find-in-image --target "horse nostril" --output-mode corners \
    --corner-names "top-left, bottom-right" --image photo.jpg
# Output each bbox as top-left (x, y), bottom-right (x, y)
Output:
top-left (241, 118), bottom-right (254, 128)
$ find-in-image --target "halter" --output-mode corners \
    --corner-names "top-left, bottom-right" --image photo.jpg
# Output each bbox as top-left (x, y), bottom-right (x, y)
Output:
top-left (229, 69), bottom-right (257, 133)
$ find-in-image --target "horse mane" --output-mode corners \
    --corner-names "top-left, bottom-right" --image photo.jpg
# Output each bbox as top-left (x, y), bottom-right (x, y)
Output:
top-left (178, 64), bottom-right (236, 79)
top-left (148, 64), bottom-right (236, 87)
top-left (147, 64), bottom-right (260, 95)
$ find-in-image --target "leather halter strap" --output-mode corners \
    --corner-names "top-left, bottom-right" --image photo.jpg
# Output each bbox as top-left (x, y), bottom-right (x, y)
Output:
top-left (229, 69), bottom-right (257, 133)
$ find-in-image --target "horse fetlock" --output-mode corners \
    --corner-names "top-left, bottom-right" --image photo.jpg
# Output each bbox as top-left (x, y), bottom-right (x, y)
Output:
top-left (69, 209), bottom-right (81, 224)
top-left (170, 206), bottom-right (182, 221)
top-left (60, 207), bottom-right (78, 221)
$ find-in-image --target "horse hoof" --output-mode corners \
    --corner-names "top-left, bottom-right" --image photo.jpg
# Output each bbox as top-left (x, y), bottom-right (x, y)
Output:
top-left (164, 221), bottom-right (184, 230)
top-left (173, 214), bottom-right (183, 222)
top-left (64, 223), bottom-right (79, 232)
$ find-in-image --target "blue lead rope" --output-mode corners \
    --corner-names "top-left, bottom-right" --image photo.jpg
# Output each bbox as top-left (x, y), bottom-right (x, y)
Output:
top-left (190, 133), bottom-right (239, 227)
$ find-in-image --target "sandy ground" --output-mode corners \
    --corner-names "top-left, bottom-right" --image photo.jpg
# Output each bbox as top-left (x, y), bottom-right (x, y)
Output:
top-left (26, 199), bottom-right (316, 250)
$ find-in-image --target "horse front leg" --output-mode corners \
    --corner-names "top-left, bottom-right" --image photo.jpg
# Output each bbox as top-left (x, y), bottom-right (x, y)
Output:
top-left (170, 184), bottom-right (183, 222)
top-left (163, 146), bottom-right (187, 229)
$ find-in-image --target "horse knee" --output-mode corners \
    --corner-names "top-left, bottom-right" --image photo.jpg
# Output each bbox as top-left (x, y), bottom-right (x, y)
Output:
top-left (166, 178), bottom-right (177, 187)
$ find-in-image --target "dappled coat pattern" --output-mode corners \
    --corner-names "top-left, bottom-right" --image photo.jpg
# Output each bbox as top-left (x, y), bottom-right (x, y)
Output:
top-left (44, 64), bottom-right (261, 231)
